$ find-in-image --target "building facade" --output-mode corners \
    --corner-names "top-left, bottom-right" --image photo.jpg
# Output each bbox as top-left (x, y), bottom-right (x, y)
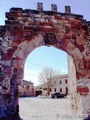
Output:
top-left (35, 74), bottom-right (69, 96)
top-left (49, 74), bottom-right (69, 94)
top-left (35, 82), bottom-right (48, 96)
top-left (18, 80), bottom-right (35, 96)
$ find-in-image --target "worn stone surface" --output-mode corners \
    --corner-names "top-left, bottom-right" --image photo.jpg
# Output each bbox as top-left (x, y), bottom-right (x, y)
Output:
top-left (0, 2), bottom-right (90, 119)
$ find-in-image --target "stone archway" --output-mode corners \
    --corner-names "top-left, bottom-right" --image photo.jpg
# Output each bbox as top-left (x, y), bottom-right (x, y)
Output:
top-left (0, 3), bottom-right (90, 119)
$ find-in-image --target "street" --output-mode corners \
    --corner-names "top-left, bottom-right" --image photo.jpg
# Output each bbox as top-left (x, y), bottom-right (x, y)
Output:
top-left (19, 96), bottom-right (83, 120)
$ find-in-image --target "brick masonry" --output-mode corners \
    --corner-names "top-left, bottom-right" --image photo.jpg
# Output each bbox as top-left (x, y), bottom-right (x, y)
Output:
top-left (0, 2), bottom-right (90, 119)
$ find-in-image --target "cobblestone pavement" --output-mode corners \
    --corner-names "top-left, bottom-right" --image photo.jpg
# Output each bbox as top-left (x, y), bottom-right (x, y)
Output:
top-left (19, 96), bottom-right (84, 120)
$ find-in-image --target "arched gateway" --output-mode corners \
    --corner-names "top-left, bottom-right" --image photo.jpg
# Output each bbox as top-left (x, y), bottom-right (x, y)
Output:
top-left (0, 2), bottom-right (90, 120)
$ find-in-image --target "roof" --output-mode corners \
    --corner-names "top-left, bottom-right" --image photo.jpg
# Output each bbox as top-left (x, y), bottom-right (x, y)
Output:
top-left (35, 82), bottom-right (48, 89)
top-left (22, 80), bottom-right (34, 84)
top-left (48, 74), bottom-right (68, 80)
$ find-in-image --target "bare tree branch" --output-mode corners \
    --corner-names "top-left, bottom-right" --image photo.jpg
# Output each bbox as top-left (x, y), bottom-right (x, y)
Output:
top-left (38, 67), bottom-right (60, 95)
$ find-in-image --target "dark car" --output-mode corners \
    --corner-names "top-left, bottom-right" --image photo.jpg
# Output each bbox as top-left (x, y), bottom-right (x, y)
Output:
top-left (51, 92), bottom-right (67, 98)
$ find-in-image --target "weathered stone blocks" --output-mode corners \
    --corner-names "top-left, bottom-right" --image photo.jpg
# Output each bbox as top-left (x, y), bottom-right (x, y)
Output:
top-left (0, 3), bottom-right (90, 120)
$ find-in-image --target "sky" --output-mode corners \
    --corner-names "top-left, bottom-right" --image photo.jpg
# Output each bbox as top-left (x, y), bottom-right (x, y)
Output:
top-left (0, 0), bottom-right (90, 86)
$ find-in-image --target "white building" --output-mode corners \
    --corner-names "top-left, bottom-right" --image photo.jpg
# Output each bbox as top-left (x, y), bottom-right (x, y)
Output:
top-left (35, 74), bottom-right (69, 96)
top-left (49, 74), bottom-right (69, 94)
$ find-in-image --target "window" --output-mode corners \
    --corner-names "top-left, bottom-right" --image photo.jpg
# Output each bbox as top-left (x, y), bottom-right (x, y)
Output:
top-left (54, 88), bottom-right (56, 92)
top-left (60, 88), bottom-right (62, 92)
top-left (65, 79), bottom-right (67, 84)
top-left (44, 88), bottom-right (47, 90)
top-left (54, 81), bottom-right (56, 84)
top-left (26, 85), bottom-right (29, 89)
top-left (66, 87), bottom-right (68, 94)
top-left (60, 80), bottom-right (62, 84)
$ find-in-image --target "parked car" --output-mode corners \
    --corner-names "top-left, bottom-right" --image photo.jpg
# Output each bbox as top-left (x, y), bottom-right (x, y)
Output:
top-left (51, 92), bottom-right (67, 98)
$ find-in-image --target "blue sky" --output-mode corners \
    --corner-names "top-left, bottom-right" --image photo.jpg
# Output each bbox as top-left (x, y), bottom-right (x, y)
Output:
top-left (24, 47), bottom-right (67, 86)
top-left (0, 0), bottom-right (90, 85)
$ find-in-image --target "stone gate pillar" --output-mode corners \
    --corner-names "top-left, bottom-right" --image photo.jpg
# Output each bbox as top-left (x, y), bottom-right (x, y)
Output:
top-left (68, 54), bottom-right (90, 119)
top-left (0, 27), bottom-right (22, 119)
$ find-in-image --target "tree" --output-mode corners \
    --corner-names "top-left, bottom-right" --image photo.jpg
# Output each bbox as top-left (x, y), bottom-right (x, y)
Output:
top-left (38, 67), bottom-right (60, 95)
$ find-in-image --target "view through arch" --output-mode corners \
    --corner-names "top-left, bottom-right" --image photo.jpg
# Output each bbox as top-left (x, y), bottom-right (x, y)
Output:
top-left (19, 46), bottom-right (69, 118)
top-left (24, 46), bottom-right (68, 86)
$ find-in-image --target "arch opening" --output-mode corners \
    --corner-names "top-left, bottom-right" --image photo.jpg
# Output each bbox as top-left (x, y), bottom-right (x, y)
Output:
top-left (19, 45), bottom-right (72, 119)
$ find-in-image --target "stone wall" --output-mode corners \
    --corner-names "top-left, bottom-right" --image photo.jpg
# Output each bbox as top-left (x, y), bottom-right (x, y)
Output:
top-left (0, 2), bottom-right (90, 119)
